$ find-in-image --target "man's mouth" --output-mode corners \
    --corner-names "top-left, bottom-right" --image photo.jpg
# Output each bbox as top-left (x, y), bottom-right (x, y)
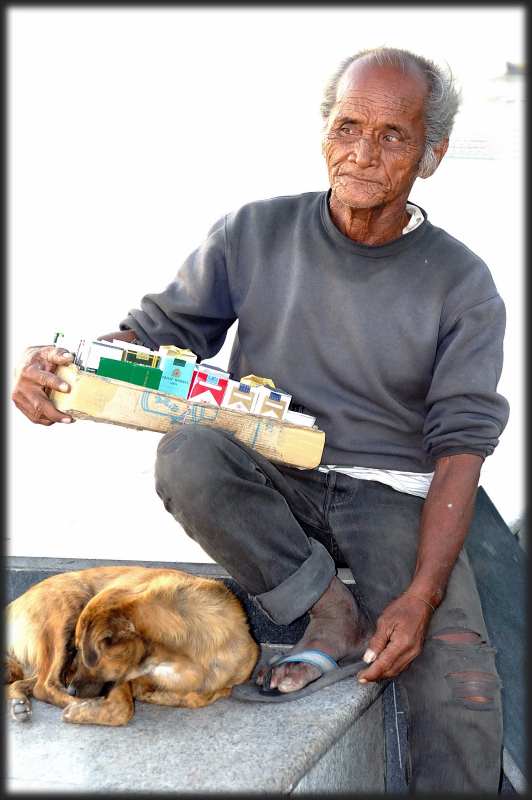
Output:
top-left (338, 173), bottom-right (383, 186)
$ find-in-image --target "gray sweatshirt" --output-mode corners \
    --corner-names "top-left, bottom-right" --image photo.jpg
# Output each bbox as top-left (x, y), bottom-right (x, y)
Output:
top-left (121, 190), bottom-right (509, 472)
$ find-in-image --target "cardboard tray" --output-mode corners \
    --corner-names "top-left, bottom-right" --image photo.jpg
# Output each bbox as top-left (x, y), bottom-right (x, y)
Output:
top-left (48, 364), bottom-right (325, 469)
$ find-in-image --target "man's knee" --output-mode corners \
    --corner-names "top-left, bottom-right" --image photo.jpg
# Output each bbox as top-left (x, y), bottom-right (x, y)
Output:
top-left (155, 426), bottom-right (228, 507)
top-left (431, 628), bottom-right (502, 710)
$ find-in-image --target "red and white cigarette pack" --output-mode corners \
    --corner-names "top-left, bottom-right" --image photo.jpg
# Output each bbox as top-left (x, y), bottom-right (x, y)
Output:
top-left (187, 368), bottom-right (230, 406)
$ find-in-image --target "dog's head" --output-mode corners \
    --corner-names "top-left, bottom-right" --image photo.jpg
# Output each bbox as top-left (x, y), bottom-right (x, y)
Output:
top-left (67, 592), bottom-right (147, 699)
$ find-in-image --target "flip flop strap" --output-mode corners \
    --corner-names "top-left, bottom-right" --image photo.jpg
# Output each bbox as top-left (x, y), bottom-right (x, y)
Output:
top-left (266, 651), bottom-right (285, 667)
top-left (276, 650), bottom-right (339, 675)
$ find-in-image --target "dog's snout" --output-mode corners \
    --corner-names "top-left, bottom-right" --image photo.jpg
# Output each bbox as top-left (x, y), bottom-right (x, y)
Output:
top-left (67, 671), bottom-right (116, 699)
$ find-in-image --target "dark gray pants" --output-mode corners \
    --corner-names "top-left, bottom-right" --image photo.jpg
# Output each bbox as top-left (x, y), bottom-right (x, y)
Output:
top-left (155, 426), bottom-right (503, 793)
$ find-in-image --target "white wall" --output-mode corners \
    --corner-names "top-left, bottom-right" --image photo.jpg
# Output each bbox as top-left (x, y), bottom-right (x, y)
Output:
top-left (7, 7), bottom-right (524, 561)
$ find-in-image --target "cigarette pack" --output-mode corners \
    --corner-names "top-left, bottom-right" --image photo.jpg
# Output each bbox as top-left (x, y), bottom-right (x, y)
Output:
top-left (284, 409), bottom-right (316, 428)
top-left (48, 364), bottom-right (325, 469)
top-left (77, 340), bottom-right (124, 373)
top-left (158, 357), bottom-right (196, 398)
top-left (187, 370), bottom-right (229, 406)
top-left (221, 380), bottom-right (262, 413)
top-left (97, 358), bottom-right (162, 389)
top-left (123, 349), bottom-right (161, 368)
top-left (158, 346), bottom-right (197, 363)
top-left (252, 387), bottom-right (292, 420)
top-left (240, 374), bottom-right (276, 389)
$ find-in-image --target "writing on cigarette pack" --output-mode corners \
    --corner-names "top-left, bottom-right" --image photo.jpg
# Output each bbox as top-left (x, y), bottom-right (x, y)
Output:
top-left (54, 334), bottom-right (316, 428)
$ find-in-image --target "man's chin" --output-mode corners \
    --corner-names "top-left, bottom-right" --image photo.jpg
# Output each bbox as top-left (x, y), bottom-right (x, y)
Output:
top-left (331, 188), bottom-right (386, 210)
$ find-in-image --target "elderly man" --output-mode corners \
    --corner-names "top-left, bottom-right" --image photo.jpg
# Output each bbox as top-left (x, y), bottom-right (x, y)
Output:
top-left (13, 47), bottom-right (508, 792)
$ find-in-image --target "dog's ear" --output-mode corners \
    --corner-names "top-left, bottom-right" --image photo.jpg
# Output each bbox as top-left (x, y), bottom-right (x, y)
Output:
top-left (81, 629), bottom-right (101, 668)
top-left (109, 615), bottom-right (138, 643)
top-left (81, 613), bottom-right (138, 667)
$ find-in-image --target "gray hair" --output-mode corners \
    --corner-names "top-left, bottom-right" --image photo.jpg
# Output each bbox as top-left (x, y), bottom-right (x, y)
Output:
top-left (320, 46), bottom-right (461, 177)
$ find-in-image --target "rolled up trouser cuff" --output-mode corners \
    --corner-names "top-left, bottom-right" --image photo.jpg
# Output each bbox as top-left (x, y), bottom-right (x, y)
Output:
top-left (251, 538), bottom-right (336, 626)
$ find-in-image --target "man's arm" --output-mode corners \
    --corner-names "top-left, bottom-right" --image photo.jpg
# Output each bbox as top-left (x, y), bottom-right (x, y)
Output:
top-left (357, 452), bottom-right (483, 682)
top-left (12, 329), bottom-right (139, 426)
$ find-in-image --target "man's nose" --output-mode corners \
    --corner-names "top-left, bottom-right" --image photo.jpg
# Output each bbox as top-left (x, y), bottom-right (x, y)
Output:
top-left (348, 137), bottom-right (378, 167)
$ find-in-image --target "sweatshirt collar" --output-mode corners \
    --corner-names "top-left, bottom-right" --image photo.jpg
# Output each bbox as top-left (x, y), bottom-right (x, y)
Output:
top-left (320, 189), bottom-right (429, 257)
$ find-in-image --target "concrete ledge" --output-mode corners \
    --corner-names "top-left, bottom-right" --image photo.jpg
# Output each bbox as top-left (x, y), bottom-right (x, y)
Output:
top-left (5, 550), bottom-right (522, 793)
top-left (5, 557), bottom-right (386, 794)
top-left (6, 642), bottom-right (385, 794)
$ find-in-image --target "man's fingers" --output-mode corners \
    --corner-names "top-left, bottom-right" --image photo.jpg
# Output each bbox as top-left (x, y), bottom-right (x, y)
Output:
top-left (356, 594), bottom-right (433, 684)
top-left (12, 345), bottom-right (77, 426)
top-left (19, 368), bottom-right (70, 395)
top-left (358, 648), bottom-right (404, 682)
top-left (364, 629), bottom-right (389, 660)
top-left (12, 371), bottom-right (74, 424)
top-left (12, 388), bottom-right (74, 425)
top-left (51, 347), bottom-right (75, 362)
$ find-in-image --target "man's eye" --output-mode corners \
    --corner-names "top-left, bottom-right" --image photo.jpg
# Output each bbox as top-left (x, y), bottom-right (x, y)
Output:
top-left (383, 133), bottom-right (401, 143)
top-left (340, 126), bottom-right (357, 136)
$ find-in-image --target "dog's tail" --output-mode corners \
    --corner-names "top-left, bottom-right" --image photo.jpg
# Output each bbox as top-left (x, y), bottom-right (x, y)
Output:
top-left (5, 654), bottom-right (25, 684)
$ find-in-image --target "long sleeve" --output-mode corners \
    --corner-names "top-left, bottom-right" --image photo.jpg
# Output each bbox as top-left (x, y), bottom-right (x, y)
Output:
top-left (423, 294), bottom-right (509, 459)
top-left (120, 217), bottom-right (236, 361)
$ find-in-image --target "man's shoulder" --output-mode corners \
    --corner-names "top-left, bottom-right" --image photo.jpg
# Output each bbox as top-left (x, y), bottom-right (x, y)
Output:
top-left (420, 219), bottom-right (500, 308)
top-left (420, 217), bottom-right (491, 275)
top-left (228, 191), bottom-right (325, 222)
top-left (423, 218), bottom-right (485, 263)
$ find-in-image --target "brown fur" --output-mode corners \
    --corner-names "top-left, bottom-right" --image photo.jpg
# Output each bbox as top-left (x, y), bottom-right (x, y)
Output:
top-left (5, 565), bottom-right (259, 726)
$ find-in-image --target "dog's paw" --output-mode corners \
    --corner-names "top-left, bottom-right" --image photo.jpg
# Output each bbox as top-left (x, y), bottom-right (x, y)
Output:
top-left (62, 700), bottom-right (92, 723)
top-left (8, 697), bottom-right (32, 722)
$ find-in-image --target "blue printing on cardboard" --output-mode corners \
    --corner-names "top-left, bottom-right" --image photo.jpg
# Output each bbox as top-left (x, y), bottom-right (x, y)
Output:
top-left (139, 391), bottom-right (270, 451)
top-left (140, 392), bottom-right (220, 425)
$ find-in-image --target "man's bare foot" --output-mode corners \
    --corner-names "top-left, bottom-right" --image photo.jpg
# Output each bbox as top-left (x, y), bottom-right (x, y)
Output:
top-left (256, 576), bottom-right (373, 694)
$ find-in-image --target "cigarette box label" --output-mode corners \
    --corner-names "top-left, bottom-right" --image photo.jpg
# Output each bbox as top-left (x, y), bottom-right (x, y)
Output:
top-left (221, 381), bottom-right (261, 413)
top-left (97, 358), bottom-right (162, 389)
top-left (123, 349), bottom-right (161, 368)
top-left (158, 358), bottom-right (196, 398)
top-left (187, 370), bottom-right (229, 406)
top-left (80, 341), bottom-right (124, 373)
top-left (253, 387), bottom-right (291, 420)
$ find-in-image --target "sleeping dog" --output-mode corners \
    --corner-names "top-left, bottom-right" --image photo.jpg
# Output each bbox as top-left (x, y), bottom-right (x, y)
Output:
top-left (6, 565), bottom-right (258, 726)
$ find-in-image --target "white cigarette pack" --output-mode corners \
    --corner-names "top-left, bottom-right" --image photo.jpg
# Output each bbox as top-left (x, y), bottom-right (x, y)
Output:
top-left (252, 387), bottom-right (292, 420)
top-left (221, 381), bottom-right (262, 413)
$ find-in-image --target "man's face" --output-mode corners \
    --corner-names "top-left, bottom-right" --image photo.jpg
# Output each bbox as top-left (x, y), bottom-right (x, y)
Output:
top-left (322, 60), bottom-right (429, 210)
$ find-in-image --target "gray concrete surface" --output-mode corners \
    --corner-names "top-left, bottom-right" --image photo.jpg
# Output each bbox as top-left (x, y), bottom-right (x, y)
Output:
top-left (5, 555), bottom-right (522, 793)
top-left (6, 643), bottom-right (385, 794)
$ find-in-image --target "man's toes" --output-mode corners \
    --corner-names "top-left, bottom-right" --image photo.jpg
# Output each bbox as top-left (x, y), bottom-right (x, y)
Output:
top-left (257, 661), bottom-right (291, 689)
top-left (9, 697), bottom-right (32, 722)
top-left (277, 664), bottom-right (321, 693)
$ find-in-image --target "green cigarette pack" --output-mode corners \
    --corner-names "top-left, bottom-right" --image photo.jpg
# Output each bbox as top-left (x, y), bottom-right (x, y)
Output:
top-left (97, 357), bottom-right (162, 389)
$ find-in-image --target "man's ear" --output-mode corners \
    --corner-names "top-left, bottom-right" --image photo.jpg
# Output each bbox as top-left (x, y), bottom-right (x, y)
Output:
top-left (419, 139), bottom-right (449, 179)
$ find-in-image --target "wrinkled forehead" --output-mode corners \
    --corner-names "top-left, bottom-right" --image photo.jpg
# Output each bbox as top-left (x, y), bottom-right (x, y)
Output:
top-left (335, 58), bottom-right (429, 112)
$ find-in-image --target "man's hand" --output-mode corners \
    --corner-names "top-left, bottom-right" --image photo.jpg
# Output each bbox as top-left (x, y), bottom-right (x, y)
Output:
top-left (97, 330), bottom-right (140, 344)
top-left (357, 593), bottom-right (433, 682)
top-left (356, 453), bottom-right (484, 684)
top-left (12, 346), bottom-right (76, 426)
top-left (12, 330), bottom-right (141, 426)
